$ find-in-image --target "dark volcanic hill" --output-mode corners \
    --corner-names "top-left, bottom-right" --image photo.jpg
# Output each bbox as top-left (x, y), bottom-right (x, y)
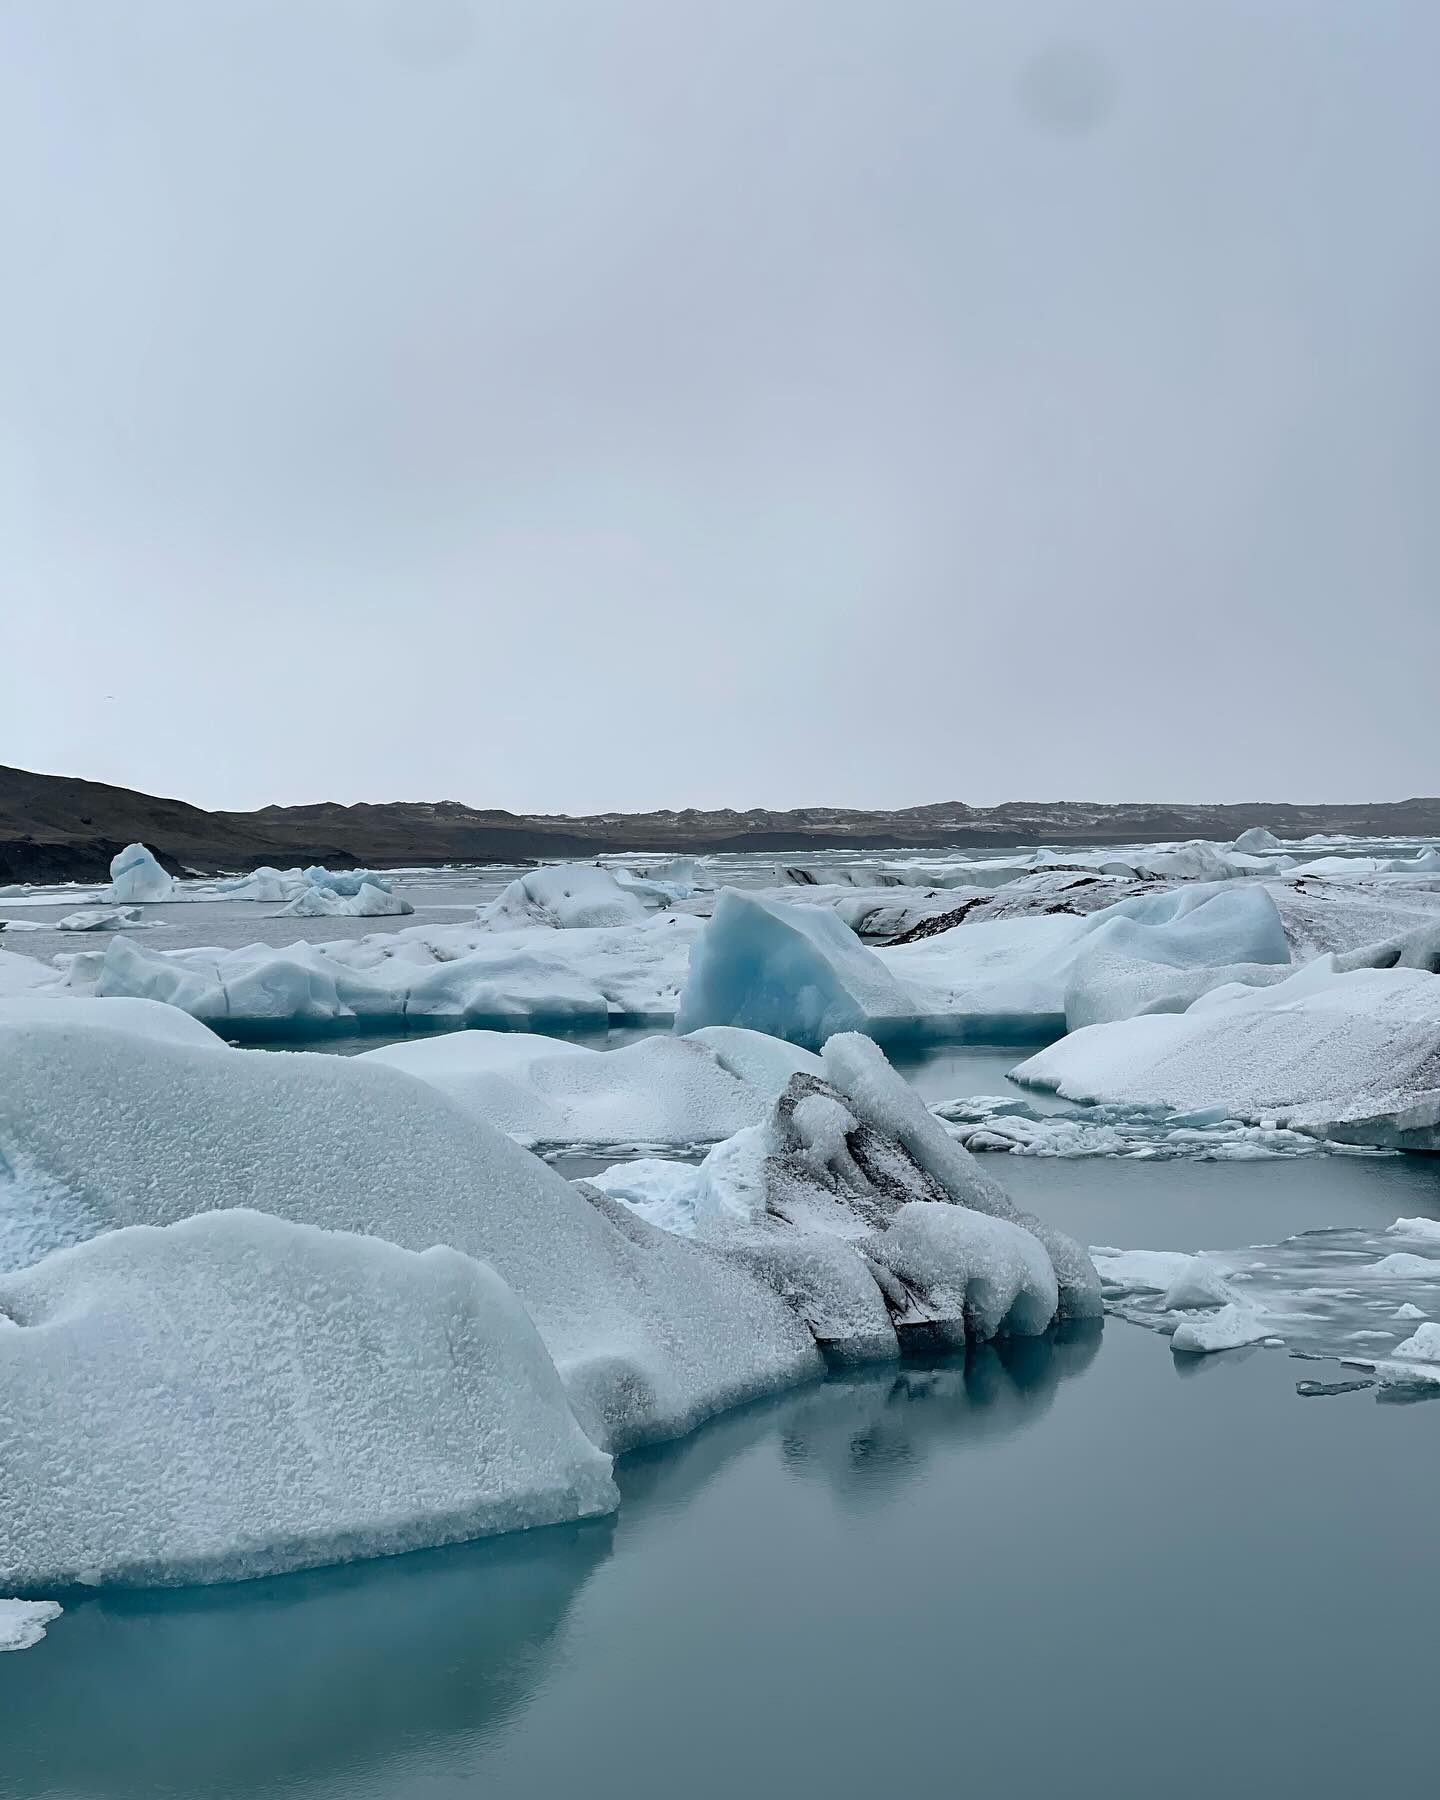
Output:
top-left (3, 762), bottom-right (1439, 883)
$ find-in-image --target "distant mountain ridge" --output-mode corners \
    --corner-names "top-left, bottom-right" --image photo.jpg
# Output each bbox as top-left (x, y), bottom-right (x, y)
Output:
top-left (3, 762), bottom-right (1439, 883)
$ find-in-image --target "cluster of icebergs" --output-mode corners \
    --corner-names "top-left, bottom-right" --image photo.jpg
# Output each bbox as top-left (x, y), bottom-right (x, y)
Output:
top-left (90, 842), bottom-right (414, 916)
top-left (0, 997), bottom-right (1097, 1600)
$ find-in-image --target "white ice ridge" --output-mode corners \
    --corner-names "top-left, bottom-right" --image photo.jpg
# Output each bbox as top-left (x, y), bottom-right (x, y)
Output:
top-left (362, 1026), bottom-right (820, 1146)
top-left (1091, 1217), bottom-right (1440, 1388)
top-left (1014, 959), bottom-right (1440, 1150)
top-left (936, 1095), bottom-right (1326, 1160)
top-left (0, 1000), bottom-right (1093, 1586)
top-left (0, 1598), bottom-right (62, 1652)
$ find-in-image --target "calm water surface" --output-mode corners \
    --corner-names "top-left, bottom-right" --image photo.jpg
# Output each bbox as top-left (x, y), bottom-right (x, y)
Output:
top-left (2, 1317), bottom-right (1436, 1800)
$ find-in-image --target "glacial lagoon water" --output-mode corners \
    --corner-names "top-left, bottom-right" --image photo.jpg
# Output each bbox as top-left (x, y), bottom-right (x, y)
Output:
top-left (4, 1141), bottom-right (1439, 1800)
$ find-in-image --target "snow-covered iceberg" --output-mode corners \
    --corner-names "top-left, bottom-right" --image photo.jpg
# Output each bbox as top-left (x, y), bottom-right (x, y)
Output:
top-left (590, 1032), bottom-right (1099, 1352)
top-left (363, 1025), bottom-right (819, 1147)
top-left (479, 865), bottom-right (653, 931)
top-left (1015, 960), bottom-right (1440, 1149)
top-left (0, 1209), bottom-right (618, 1591)
top-left (105, 844), bottom-right (174, 904)
top-left (0, 998), bottom-right (817, 1454)
top-left (274, 881), bottom-right (413, 918)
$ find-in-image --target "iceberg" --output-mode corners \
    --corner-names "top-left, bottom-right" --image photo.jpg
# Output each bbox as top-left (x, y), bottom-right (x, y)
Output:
top-left (0, 1209), bottom-right (618, 1590)
top-left (674, 890), bottom-right (920, 1049)
top-left (1230, 826), bottom-right (1285, 853)
top-left (274, 881), bottom-right (414, 918)
top-left (105, 843), bottom-right (174, 904)
top-left (1015, 961), bottom-right (1440, 1149)
top-left (362, 1025), bottom-right (819, 1147)
top-left (479, 865), bottom-right (652, 931)
top-left (591, 1032), bottom-right (1099, 1352)
top-left (0, 999), bottom-right (817, 1453)
top-left (1061, 883), bottom-right (1292, 1029)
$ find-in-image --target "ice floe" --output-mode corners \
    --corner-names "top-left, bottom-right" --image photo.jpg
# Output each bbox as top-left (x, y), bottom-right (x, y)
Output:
top-left (0, 1598), bottom-right (62, 1653)
top-left (1091, 1215), bottom-right (1440, 1389)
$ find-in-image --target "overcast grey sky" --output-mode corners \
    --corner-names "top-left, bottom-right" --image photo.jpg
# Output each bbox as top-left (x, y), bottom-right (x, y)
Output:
top-left (3, 0), bottom-right (1437, 813)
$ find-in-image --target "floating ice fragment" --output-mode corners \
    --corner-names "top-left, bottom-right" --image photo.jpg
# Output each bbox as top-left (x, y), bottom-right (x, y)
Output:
top-left (0, 1598), bottom-right (62, 1652)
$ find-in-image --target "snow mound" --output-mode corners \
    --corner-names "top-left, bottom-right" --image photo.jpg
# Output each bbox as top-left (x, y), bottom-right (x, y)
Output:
top-left (479, 866), bottom-right (651, 931)
top-left (274, 881), bottom-right (413, 918)
top-left (675, 890), bottom-right (918, 1049)
top-left (0, 1598), bottom-right (61, 1652)
top-left (362, 1026), bottom-right (818, 1146)
top-left (106, 844), bottom-right (173, 904)
top-left (0, 1006), bottom-right (816, 1453)
top-left (1015, 961), bottom-right (1440, 1149)
top-left (0, 1209), bottom-right (617, 1590)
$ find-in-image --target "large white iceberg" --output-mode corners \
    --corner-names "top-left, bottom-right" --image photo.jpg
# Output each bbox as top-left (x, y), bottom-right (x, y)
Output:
top-left (479, 865), bottom-right (652, 931)
top-left (105, 843), bottom-right (174, 904)
top-left (362, 1025), bottom-right (819, 1146)
top-left (0, 1208), bottom-right (618, 1590)
top-left (0, 999), bottom-right (817, 1453)
top-left (1016, 960), bottom-right (1440, 1148)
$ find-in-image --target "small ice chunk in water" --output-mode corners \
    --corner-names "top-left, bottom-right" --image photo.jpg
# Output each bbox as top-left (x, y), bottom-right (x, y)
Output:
top-left (1170, 1303), bottom-right (1273, 1355)
top-left (1393, 1303), bottom-right (1427, 1321)
top-left (0, 1598), bottom-right (62, 1652)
